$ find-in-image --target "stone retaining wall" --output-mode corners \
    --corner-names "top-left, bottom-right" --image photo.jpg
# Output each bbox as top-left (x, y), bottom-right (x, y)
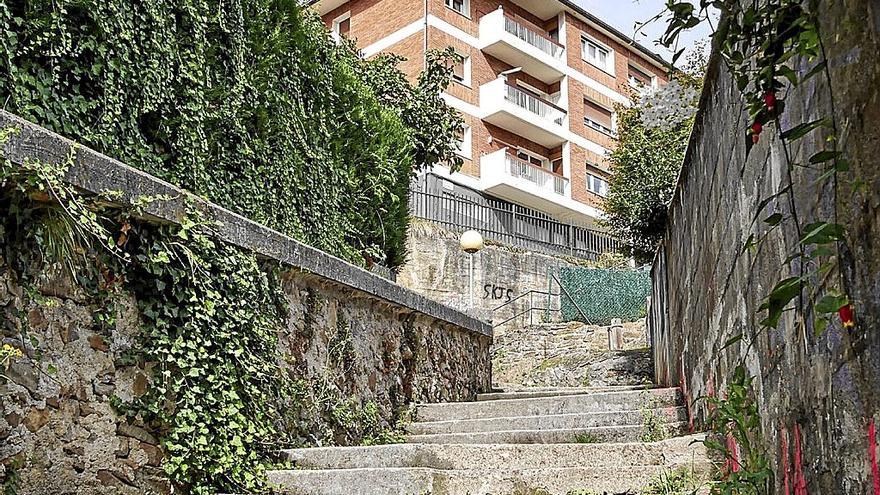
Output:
top-left (648, 2), bottom-right (880, 492)
top-left (0, 111), bottom-right (492, 493)
top-left (398, 219), bottom-right (581, 327)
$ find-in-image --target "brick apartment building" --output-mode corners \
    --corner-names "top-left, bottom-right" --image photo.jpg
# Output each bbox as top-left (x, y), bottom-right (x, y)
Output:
top-left (310, 0), bottom-right (669, 254)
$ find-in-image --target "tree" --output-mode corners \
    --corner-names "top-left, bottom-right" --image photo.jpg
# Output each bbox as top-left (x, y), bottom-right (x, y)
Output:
top-left (603, 49), bottom-right (706, 262)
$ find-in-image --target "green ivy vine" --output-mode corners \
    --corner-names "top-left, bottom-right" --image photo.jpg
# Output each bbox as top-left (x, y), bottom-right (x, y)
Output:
top-left (0, 0), bottom-right (464, 270)
top-left (0, 127), bottom-right (408, 493)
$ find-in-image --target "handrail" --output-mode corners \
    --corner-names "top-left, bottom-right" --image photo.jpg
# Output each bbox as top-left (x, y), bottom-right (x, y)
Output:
top-left (550, 272), bottom-right (592, 325)
top-left (503, 13), bottom-right (564, 48)
top-left (505, 83), bottom-right (567, 114)
top-left (493, 306), bottom-right (560, 329)
top-left (504, 154), bottom-right (568, 196)
top-left (504, 152), bottom-right (567, 179)
top-left (492, 288), bottom-right (558, 313)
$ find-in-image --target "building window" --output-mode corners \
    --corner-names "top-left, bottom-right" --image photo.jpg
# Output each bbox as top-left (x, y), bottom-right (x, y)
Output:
top-left (451, 53), bottom-right (471, 86)
top-left (454, 125), bottom-right (472, 159)
top-left (628, 63), bottom-right (653, 88)
top-left (331, 12), bottom-right (351, 43)
top-left (445, 0), bottom-right (469, 17)
top-left (516, 149), bottom-right (547, 168)
top-left (586, 172), bottom-right (609, 197)
top-left (583, 99), bottom-right (614, 136)
top-left (581, 36), bottom-right (613, 73)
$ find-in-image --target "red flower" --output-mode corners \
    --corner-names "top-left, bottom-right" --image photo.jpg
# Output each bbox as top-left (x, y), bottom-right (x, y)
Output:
top-left (751, 121), bottom-right (763, 144)
top-left (764, 92), bottom-right (777, 111)
top-left (839, 304), bottom-right (855, 328)
top-left (751, 121), bottom-right (763, 135)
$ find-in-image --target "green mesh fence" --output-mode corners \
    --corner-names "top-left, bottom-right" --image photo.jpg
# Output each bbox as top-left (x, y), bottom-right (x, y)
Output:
top-left (559, 266), bottom-right (651, 325)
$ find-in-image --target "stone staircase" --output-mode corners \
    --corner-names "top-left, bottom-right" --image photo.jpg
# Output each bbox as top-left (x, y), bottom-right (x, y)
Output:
top-left (266, 385), bottom-right (712, 494)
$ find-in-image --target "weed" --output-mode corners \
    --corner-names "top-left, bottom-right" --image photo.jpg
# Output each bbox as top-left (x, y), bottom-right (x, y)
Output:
top-left (640, 408), bottom-right (669, 442)
top-left (641, 466), bottom-right (703, 494)
top-left (574, 433), bottom-right (601, 444)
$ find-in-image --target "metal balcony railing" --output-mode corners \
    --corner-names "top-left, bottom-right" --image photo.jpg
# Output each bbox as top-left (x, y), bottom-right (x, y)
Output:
top-left (505, 153), bottom-right (568, 195)
top-left (503, 15), bottom-right (565, 59)
top-left (504, 84), bottom-right (566, 126)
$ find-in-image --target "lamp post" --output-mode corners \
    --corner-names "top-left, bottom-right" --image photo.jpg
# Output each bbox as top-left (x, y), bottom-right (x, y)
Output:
top-left (459, 230), bottom-right (484, 309)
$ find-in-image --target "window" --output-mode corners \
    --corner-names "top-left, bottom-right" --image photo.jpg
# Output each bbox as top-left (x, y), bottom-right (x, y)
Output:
top-left (454, 125), bottom-right (472, 159)
top-left (331, 12), bottom-right (351, 43)
top-left (586, 172), bottom-right (609, 197)
top-left (451, 54), bottom-right (471, 86)
top-left (628, 64), bottom-right (653, 88)
top-left (583, 99), bottom-right (614, 136)
top-left (445, 0), bottom-right (469, 17)
top-left (516, 149), bottom-right (547, 168)
top-left (581, 36), bottom-right (613, 73)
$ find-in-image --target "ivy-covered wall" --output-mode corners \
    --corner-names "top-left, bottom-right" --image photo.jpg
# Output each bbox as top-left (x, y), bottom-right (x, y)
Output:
top-left (0, 0), bottom-right (433, 268)
top-left (0, 112), bottom-right (491, 493)
top-left (0, 253), bottom-right (491, 494)
top-left (648, 1), bottom-right (880, 492)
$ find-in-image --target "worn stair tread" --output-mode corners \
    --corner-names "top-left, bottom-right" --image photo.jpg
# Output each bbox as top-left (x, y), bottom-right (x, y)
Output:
top-left (416, 387), bottom-right (681, 422)
top-left (479, 384), bottom-right (656, 401)
top-left (407, 406), bottom-right (687, 435)
top-left (267, 465), bottom-right (709, 495)
top-left (279, 434), bottom-right (709, 470)
top-left (405, 422), bottom-right (690, 444)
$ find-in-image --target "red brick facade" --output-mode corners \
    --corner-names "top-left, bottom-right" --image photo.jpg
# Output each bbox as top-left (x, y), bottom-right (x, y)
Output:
top-left (315, 0), bottom-right (669, 220)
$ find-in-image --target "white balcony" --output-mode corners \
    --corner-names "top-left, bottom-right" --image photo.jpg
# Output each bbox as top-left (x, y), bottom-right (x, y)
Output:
top-left (479, 8), bottom-right (566, 84)
top-left (480, 78), bottom-right (568, 148)
top-left (481, 149), bottom-right (571, 214)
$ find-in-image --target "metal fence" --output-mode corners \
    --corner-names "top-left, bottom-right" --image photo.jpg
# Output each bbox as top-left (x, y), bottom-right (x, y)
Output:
top-left (409, 187), bottom-right (621, 260)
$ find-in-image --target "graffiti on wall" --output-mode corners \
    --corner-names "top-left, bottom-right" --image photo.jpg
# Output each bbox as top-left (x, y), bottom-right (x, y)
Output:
top-left (483, 283), bottom-right (514, 302)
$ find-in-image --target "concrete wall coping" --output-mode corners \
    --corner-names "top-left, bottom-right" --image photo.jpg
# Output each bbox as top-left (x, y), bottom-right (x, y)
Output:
top-left (0, 110), bottom-right (493, 339)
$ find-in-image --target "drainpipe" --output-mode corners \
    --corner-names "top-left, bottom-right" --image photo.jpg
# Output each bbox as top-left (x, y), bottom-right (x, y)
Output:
top-left (423, 0), bottom-right (428, 70)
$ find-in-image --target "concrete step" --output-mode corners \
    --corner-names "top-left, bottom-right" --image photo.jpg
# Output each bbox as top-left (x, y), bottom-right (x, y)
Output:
top-left (416, 387), bottom-right (681, 422)
top-left (267, 465), bottom-right (707, 495)
top-left (406, 422), bottom-right (690, 444)
top-left (407, 406), bottom-right (686, 435)
top-left (279, 435), bottom-right (709, 470)
top-left (479, 384), bottom-right (654, 401)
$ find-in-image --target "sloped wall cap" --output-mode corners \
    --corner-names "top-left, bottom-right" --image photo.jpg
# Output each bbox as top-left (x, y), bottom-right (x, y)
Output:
top-left (0, 110), bottom-right (492, 339)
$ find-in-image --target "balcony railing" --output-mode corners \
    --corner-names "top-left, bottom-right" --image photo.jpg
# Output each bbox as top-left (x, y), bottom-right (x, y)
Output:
top-left (505, 153), bottom-right (568, 196)
top-left (504, 84), bottom-right (566, 126)
top-left (503, 15), bottom-right (564, 60)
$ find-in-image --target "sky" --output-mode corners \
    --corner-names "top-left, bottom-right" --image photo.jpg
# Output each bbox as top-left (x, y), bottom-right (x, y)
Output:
top-left (573, 0), bottom-right (716, 66)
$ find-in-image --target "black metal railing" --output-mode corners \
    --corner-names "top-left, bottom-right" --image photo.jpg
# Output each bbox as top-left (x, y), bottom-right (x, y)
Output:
top-left (409, 189), bottom-right (621, 261)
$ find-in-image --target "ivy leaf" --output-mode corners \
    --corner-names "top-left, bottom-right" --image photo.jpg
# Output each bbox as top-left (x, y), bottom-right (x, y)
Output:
top-left (800, 222), bottom-right (845, 245)
top-left (721, 334), bottom-right (743, 350)
top-left (759, 277), bottom-right (804, 328)
top-left (741, 234), bottom-right (757, 253)
top-left (763, 213), bottom-right (783, 226)
top-left (815, 293), bottom-right (848, 314)
top-left (802, 61), bottom-right (827, 83)
top-left (781, 118), bottom-right (830, 140)
top-left (809, 150), bottom-right (841, 164)
top-left (814, 316), bottom-right (829, 336)
top-left (778, 65), bottom-right (798, 86)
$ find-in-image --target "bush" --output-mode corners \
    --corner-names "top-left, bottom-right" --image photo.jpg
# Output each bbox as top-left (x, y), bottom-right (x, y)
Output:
top-left (603, 50), bottom-right (706, 262)
top-left (0, 0), bottom-right (462, 268)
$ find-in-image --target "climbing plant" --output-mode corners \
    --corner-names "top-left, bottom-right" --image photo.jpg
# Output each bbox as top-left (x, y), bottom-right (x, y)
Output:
top-left (655, 1), bottom-right (858, 492)
top-left (0, 0), bottom-right (463, 269)
top-left (660, 0), bottom-right (855, 340)
top-left (0, 127), bottom-right (408, 493)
